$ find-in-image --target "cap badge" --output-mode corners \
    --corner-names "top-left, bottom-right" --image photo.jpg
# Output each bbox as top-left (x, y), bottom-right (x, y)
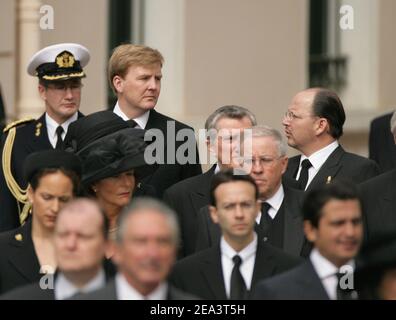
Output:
top-left (56, 51), bottom-right (75, 68)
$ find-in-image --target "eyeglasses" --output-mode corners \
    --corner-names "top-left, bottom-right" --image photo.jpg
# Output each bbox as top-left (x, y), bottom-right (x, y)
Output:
top-left (242, 156), bottom-right (283, 167)
top-left (284, 111), bottom-right (316, 121)
top-left (46, 83), bottom-right (83, 92)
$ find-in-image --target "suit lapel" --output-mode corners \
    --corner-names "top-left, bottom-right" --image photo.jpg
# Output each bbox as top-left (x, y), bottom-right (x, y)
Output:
top-left (200, 245), bottom-right (227, 299)
top-left (282, 188), bottom-right (304, 256)
top-left (285, 156), bottom-right (300, 179)
top-left (296, 261), bottom-right (330, 299)
top-left (251, 242), bottom-right (277, 288)
top-left (7, 221), bottom-right (41, 282)
top-left (379, 170), bottom-right (396, 222)
top-left (189, 166), bottom-right (216, 215)
top-left (306, 146), bottom-right (344, 192)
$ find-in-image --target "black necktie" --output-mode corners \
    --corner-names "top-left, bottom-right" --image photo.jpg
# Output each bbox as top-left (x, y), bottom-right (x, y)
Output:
top-left (230, 255), bottom-right (247, 300)
top-left (336, 272), bottom-right (357, 300)
top-left (298, 159), bottom-right (312, 190)
top-left (55, 126), bottom-right (64, 150)
top-left (127, 119), bottom-right (137, 128)
top-left (259, 202), bottom-right (272, 236)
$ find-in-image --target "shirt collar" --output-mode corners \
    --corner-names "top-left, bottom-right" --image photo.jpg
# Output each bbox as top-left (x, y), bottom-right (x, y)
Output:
top-left (301, 140), bottom-right (339, 170)
top-left (220, 233), bottom-right (257, 262)
top-left (262, 184), bottom-right (284, 212)
top-left (310, 248), bottom-right (355, 280)
top-left (54, 268), bottom-right (106, 300)
top-left (115, 273), bottom-right (168, 300)
top-left (113, 101), bottom-right (150, 129)
top-left (45, 112), bottom-right (78, 140)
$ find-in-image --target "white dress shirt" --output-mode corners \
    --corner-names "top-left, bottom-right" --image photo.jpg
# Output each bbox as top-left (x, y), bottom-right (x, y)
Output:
top-left (113, 101), bottom-right (150, 129)
top-left (54, 268), bottom-right (106, 300)
top-left (115, 273), bottom-right (168, 300)
top-left (221, 233), bottom-right (257, 298)
top-left (45, 112), bottom-right (78, 148)
top-left (296, 140), bottom-right (339, 190)
top-left (309, 248), bottom-right (354, 300)
top-left (257, 184), bottom-right (284, 222)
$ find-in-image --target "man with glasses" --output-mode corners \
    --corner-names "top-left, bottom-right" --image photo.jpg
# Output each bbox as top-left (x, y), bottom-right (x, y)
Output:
top-left (282, 88), bottom-right (379, 192)
top-left (0, 43), bottom-right (89, 231)
top-left (196, 126), bottom-right (310, 257)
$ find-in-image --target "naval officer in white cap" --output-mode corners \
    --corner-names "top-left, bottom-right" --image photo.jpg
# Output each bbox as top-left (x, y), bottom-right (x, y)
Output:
top-left (0, 43), bottom-right (90, 232)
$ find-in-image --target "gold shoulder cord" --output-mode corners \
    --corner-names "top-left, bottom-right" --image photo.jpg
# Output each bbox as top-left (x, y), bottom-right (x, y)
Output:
top-left (2, 127), bottom-right (31, 224)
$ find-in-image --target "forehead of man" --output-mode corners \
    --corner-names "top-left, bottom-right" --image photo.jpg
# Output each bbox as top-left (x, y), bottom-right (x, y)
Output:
top-left (56, 205), bottom-right (103, 234)
top-left (318, 198), bottom-right (362, 225)
top-left (215, 181), bottom-right (256, 205)
top-left (215, 116), bottom-right (253, 131)
top-left (124, 210), bottom-right (173, 240)
top-left (290, 89), bottom-right (317, 113)
top-left (249, 136), bottom-right (279, 156)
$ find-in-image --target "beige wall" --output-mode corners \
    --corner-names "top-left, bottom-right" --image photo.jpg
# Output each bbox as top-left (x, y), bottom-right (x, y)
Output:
top-left (184, 0), bottom-right (308, 138)
top-left (0, 0), bottom-right (16, 118)
top-left (2, 0), bottom-right (396, 158)
top-left (40, 0), bottom-right (108, 115)
top-left (378, 0), bottom-right (396, 110)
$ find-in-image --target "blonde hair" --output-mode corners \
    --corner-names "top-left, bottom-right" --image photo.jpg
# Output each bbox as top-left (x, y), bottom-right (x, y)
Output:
top-left (108, 44), bottom-right (164, 93)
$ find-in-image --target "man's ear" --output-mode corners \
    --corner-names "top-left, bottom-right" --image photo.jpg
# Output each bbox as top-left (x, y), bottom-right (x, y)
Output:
top-left (209, 205), bottom-right (219, 224)
top-left (112, 75), bottom-right (124, 94)
top-left (304, 220), bottom-right (317, 243)
top-left (38, 84), bottom-right (47, 100)
top-left (315, 118), bottom-right (329, 136)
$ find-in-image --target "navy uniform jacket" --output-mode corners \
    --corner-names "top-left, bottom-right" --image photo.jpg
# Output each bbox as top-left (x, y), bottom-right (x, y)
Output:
top-left (0, 112), bottom-right (82, 231)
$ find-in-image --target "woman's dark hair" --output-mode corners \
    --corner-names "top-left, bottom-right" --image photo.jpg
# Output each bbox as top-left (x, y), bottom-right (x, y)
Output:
top-left (30, 167), bottom-right (80, 195)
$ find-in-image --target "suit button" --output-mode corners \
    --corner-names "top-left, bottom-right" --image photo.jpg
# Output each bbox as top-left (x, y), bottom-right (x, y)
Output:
top-left (263, 237), bottom-right (268, 242)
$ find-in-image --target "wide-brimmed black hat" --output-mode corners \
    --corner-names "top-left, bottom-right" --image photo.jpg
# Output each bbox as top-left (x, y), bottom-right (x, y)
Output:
top-left (24, 150), bottom-right (82, 183)
top-left (64, 111), bottom-right (155, 186)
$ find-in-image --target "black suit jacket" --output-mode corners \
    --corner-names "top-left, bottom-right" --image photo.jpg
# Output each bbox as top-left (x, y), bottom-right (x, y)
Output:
top-left (139, 109), bottom-right (202, 197)
top-left (369, 112), bottom-right (396, 173)
top-left (169, 241), bottom-right (302, 300)
top-left (0, 220), bottom-right (42, 294)
top-left (360, 169), bottom-right (396, 243)
top-left (285, 146), bottom-right (379, 192)
top-left (252, 260), bottom-right (329, 300)
top-left (163, 165), bottom-right (216, 257)
top-left (1, 264), bottom-right (116, 300)
top-left (0, 112), bottom-right (83, 231)
top-left (195, 186), bottom-right (309, 257)
top-left (74, 278), bottom-right (197, 300)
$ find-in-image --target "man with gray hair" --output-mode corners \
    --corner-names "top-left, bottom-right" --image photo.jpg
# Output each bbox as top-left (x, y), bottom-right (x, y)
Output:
top-left (196, 125), bottom-right (310, 257)
top-left (76, 197), bottom-right (197, 300)
top-left (163, 105), bottom-right (257, 257)
top-left (361, 110), bottom-right (396, 243)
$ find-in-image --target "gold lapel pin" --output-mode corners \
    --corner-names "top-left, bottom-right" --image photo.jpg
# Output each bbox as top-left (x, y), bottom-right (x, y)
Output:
top-left (35, 122), bottom-right (42, 136)
top-left (326, 176), bottom-right (332, 184)
top-left (15, 234), bottom-right (23, 241)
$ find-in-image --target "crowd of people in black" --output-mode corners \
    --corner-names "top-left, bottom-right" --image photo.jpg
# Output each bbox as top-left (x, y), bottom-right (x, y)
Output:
top-left (0, 42), bottom-right (396, 300)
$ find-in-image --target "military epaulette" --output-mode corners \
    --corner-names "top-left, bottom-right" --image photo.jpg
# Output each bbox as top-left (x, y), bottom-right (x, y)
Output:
top-left (3, 118), bottom-right (35, 133)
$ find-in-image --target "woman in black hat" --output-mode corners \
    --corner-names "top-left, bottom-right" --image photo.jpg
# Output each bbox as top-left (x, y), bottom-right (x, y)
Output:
top-left (64, 111), bottom-right (155, 243)
top-left (0, 150), bottom-right (82, 295)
